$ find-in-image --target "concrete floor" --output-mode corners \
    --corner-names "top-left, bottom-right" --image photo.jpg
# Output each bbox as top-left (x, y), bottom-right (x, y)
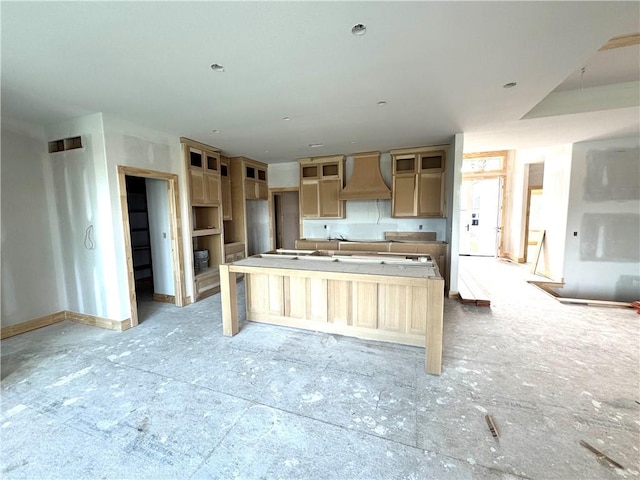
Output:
top-left (1, 257), bottom-right (638, 479)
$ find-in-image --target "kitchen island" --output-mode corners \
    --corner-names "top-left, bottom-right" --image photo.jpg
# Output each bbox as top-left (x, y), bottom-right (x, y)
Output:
top-left (220, 251), bottom-right (445, 375)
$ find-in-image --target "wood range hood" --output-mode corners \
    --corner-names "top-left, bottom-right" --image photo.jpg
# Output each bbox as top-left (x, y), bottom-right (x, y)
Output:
top-left (339, 152), bottom-right (391, 200)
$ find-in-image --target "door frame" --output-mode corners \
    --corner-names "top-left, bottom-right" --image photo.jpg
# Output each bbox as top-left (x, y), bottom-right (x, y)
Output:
top-left (523, 185), bottom-right (544, 263)
top-left (461, 151), bottom-right (508, 257)
top-left (268, 187), bottom-right (300, 250)
top-left (118, 166), bottom-right (186, 327)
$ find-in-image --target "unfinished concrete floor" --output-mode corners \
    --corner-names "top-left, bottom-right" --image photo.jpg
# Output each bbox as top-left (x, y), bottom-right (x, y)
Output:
top-left (1, 257), bottom-right (639, 479)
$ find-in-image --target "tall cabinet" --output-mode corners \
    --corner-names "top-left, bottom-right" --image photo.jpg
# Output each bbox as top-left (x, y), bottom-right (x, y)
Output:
top-left (298, 155), bottom-right (345, 218)
top-left (390, 146), bottom-right (447, 218)
top-left (182, 138), bottom-right (224, 301)
top-left (225, 156), bottom-right (268, 260)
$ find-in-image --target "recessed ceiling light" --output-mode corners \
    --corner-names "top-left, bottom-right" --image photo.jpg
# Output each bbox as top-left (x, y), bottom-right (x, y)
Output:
top-left (210, 63), bottom-right (225, 72)
top-left (212, 129), bottom-right (220, 134)
top-left (282, 116), bottom-right (291, 121)
top-left (503, 82), bottom-right (517, 89)
top-left (309, 143), bottom-right (324, 148)
top-left (351, 24), bottom-right (367, 36)
top-left (351, 141), bottom-right (357, 144)
top-left (377, 100), bottom-right (387, 106)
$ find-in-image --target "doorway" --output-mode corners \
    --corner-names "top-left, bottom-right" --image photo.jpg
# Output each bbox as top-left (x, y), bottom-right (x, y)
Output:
top-left (118, 166), bottom-right (185, 327)
top-left (525, 187), bottom-right (544, 263)
top-left (270, 188), bottom-right (300, 250)
top-left (459, 177), bottom-right (504, 256)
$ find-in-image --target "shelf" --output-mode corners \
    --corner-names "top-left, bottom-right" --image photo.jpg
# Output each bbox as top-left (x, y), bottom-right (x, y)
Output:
top-left (192, 228), bottom-right (221, 237)
top-left (194, 266), bottom-right (220, 279)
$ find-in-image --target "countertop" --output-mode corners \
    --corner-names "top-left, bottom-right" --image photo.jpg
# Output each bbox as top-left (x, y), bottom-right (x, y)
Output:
top-left (232, 254), bottom-right (441, 279)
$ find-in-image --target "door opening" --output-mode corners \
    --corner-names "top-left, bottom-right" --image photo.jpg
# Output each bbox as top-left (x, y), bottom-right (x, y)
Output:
top-left (118, 166), bottom-right (185, 327)
top-left (270, 188), bottom-right (300, 250)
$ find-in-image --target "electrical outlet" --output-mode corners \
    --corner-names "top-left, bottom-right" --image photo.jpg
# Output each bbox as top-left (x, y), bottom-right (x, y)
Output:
top-left (324, 225), bottom-right (327, 229)
top-left (419, 225), bottom-right (423, 230)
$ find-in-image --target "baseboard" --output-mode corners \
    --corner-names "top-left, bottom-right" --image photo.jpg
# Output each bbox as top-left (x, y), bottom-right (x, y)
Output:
top-left (152, 293), bottom-right (175, 304)
top-left (2, 311), bottom-right (131, 340)
top-left (65, 311), bottom-right (132, 332)
top-left (1, 311), bottom-right (66, 339)
top-left (448, 291), bottom-right (459, 299)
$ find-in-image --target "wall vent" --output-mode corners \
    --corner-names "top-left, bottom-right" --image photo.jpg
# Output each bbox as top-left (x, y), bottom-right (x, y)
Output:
top-left (48, 135), bottom-right (83, 153)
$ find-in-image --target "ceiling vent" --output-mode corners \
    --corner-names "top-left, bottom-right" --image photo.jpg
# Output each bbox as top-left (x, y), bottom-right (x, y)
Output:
top-left (339, 151), bottom-right (391, 200)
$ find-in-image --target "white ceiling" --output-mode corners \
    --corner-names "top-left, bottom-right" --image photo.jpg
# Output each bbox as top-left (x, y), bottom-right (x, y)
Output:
top-left (2, 2), bottom-right (639, 162)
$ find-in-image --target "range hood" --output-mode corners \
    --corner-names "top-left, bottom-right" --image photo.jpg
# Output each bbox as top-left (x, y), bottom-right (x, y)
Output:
top-left (339, 152), bottom-right (391, 200)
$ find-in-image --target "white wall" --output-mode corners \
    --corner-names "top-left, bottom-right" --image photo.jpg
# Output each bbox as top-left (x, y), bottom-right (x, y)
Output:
top-left (268, 162), bottom-right (298, 188)
top-left (146, 178), bottom-right (174, 295)
top-left (102, 114), bottom-right (190, 315)
top-left (537, 145), bottom-right (573, 280)
top-left (447, 133), bottom-right (464, 293)
top-left (45, 113), bottom-right (123, 319)
top-left (1, 120), bottom-right (65, 326)
top-left (562, 136), bottom-right (640, 301)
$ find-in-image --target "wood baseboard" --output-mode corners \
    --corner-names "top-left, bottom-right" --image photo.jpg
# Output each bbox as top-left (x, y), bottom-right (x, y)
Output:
top-left (65, 311), bottom-right (132, 331)
top-left (152, 293), bottom-right (175, 304)
top-left (2, 311), bottom-right (132, 340)
top-left (1, 311), bottom-right (66, 339)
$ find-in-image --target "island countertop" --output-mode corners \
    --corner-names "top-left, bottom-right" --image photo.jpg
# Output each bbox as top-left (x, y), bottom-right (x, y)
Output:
top-left (230, 253), bottom-right (441, 280)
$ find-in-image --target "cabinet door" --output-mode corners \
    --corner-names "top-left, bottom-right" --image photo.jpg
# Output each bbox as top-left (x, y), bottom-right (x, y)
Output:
top-left (190, 169), bottom-right (206, 205)
top-left (204, 173), bottom-right (220, 205)
top-left (418, 172), bottom-right (442, 216)
top-left (300, 181), bottom-right (320, 218)
top-left (245, 179), bottom-right (258, 200)
top-left (392, 175), bottom-right (417, 217)
top-left (221, 177), bottom-right (232, 220)
top-left (319, 179), bottom-right (343, 218)
top-left (257, 181), bottom-right (268, 200)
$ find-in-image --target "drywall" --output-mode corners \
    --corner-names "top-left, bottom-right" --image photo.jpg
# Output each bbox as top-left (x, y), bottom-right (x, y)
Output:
top-left (146, 178), bottom-right (174, 295)
top-left (562, 137), bottom-right (640, 301)
top-left (447, 133), bottom-right (464, 293)
top-left (46, 113), bottom-right (124, 320)
top-left (537, 145), bottom-right (572, 280)
top-left (1, 120), bottom-right (64, 327)
top-left (102, 115), bottom-right (188, 315)
top-left (268, 162), bottom-right (298, 188)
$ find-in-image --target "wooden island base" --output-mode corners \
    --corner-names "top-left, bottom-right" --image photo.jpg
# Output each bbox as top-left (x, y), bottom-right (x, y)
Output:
top-left (220, 254), bottom-right (444, 375)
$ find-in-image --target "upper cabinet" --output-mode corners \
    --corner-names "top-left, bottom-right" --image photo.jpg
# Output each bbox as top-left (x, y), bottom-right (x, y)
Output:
top-left (187, 145), bottom-right (221, 206)
top-left (391, 146), bottom-right (447, 218)
top-left (243, 160), bottom-right (268, 200)
top-left (299, 155), bottom-right (345, 219)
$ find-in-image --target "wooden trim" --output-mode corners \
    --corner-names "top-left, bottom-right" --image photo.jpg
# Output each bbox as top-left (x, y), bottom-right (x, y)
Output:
top-left (117, 166), bottom-right (187, 328)
top-left (179, 137), bottom-right (221, 153)
top-left (448, 291), bottom-right (459, 299)
top-left (220, 264), bottom-right (239, 336)
top-left (152, 293), bottom-right (176, 303)
top-left (425, 279), bottom-right (444, 374)
top-left (66, 311), bottom-right (132, 332)
top-left (1, 312), bottom-right (66, 339)
top-left (390, 145), bottom-right (449, 156)
top-left (600, 33), bottom-right (640, 51)
top-left (1, 310), bottom-right (131, 339)
top-left (527, 281), bottom-right (632, 308)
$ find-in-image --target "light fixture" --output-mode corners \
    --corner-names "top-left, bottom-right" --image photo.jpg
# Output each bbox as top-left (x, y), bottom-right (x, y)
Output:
top-left (377, 100), bottom-right (387, 106)
top-left (309, 143), bottom-right (324, 148)
top-left (210, 63), bottom-right (225, 72)
top-left (503, 82), bottom-right (517, 89)
top-left (282, 116), bottom-right (291, 121)
top-left (351, 24), bottom-right (367, 36)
